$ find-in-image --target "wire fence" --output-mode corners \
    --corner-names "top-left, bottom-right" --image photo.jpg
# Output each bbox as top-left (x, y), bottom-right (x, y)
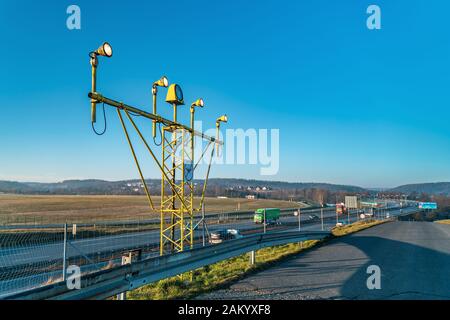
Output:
top-left (0, 221), bottom-right (161, 298)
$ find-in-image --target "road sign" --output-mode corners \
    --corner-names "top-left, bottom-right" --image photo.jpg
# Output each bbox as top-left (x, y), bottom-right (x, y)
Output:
top-left (418, 202), bottom-right (437, 210)
top-left (345, 196), bottom-right (358, 209)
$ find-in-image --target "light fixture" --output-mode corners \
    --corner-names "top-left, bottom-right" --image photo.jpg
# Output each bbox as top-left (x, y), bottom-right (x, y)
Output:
top-left (153, 76), bottom-right (169, 88)
top-left (95, 42), bottom-right (113, 57)
top-left (215, 114), bottom-right (228, 155)
top-left (151, 76), bottom-right (169, 138)
top-left (216, 115), bottom-right (228, 124)
top-left (190, 98), bottom-right (205, 130)
top-left (166, 84), bottom-right (184, 105)
top-left (90, 42), bottom-right (113, 123)
top-left (191, 98), bottom-right (204, 108)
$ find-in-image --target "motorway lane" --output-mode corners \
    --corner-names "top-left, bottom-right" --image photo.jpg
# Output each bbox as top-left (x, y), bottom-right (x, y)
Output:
top-left (0, 207), bottom-right (411, 268)
top-left (198, 220), bottom-right (450, 300)
top-left (0, 208), bottom-right (334, 268)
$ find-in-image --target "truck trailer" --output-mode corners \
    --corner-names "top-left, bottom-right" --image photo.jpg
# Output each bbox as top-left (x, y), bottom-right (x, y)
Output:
top-left (254, 208), bottom-right (280, 224)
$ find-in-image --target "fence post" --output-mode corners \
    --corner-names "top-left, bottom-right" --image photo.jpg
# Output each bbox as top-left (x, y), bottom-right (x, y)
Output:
top-left (320, 205), bottom-right (324, 231)
top-left (202, 203), bottom-right (206, 247)
top-left (62, 223), bottom-right (68, 281)
top-left (249, 250), bottom-right (256, 265)
top-left (117, 252), bottom-right (136, 300)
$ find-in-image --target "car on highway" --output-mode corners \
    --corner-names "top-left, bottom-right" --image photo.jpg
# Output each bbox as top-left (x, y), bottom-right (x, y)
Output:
top-left (308, 215), bottom-right (320, 221)
top-left (209, 229), bottom-right (243, 244)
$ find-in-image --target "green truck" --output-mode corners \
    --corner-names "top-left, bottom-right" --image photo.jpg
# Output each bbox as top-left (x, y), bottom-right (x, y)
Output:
top-left (254, 208), bottom-right (280, 224)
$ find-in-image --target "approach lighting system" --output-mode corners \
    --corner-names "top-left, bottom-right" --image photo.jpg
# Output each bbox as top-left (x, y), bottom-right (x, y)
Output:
top-left (87, 42), bottom-right (227, 256)
top-left (89, 42), bottom-right (113, 123)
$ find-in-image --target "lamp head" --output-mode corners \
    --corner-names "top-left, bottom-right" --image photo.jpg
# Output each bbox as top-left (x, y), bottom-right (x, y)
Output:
top-left (165, 84), bottom-right (184, 105)
top-left (216, 115), bottom-right (228, 124)
top-left (95, 42), bottom-right (113, 57)
top-left (153, 76), bottom-right (169, 88)
top-left (191, 98), bottom-right (204, 108)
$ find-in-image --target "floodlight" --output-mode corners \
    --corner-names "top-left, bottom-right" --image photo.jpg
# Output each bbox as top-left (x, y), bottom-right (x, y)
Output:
top-left (191, 98), bottom-right (204, 108)
top-left (216, 115), bottom-right (228, 124)
top-left (95, 42), bottom-right (113, 57)
top-left (153, 76), bottom-right (169, 88)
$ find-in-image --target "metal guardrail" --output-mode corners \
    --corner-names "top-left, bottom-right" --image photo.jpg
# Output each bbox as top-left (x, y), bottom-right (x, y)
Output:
top-left (6, 230), bottom-right (330, 300)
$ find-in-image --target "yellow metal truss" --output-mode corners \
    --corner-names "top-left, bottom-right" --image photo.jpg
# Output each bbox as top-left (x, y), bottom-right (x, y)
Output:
top-left (160, 126), bottom-right (195, 255)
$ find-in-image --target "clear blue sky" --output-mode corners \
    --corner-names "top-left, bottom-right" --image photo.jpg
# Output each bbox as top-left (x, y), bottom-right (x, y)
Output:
top-left (1, 0), bottom-right (449, 188)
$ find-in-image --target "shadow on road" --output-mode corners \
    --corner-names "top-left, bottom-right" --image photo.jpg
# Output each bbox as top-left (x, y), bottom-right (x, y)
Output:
top-left (200, 222), bottom-right (450, 300)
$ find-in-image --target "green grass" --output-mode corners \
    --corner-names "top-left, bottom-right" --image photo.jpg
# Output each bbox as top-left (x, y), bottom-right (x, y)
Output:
top-left (331, 219), bottom-right (387, 236)
top-left (127, 219), bottom-right (387, 300)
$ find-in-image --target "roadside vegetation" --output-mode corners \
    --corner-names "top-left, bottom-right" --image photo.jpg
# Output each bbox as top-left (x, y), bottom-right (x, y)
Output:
top-left (435, 219), bottom-right (450, 225)
top-left (127, 219), bottom-right (386, 300)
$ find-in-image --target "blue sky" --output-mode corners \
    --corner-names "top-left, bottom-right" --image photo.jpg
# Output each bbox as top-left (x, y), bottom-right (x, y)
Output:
top-left (0, 0), bottom-right (449, 188)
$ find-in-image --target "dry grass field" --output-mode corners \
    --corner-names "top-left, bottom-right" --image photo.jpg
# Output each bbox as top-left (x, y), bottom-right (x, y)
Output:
top-left (0, 194), bottom-right (303, 224)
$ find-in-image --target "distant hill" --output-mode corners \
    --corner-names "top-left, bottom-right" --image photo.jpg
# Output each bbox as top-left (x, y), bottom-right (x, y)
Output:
top-left (0, 179), bottom-right (159, 195)
top-left (390, 182), bottom-right (450, 195)
top-left (1, 179), bottom-right (448, 197)
top-left (206, 178), bottom-right (367, 193)
top-left (0, 178), bottom-right (367, 195)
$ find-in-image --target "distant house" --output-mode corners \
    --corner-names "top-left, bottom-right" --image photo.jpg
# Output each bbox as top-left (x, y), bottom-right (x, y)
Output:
top-left (246, 195), bottom-right (255, 200)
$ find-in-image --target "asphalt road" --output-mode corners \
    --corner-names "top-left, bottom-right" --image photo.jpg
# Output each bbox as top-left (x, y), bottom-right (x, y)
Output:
top-left (198, 221), bottom-right (450, 300)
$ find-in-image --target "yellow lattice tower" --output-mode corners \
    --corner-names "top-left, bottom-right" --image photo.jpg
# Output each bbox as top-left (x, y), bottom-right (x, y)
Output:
top-left (160, 126), bottom-right (195, 254)
top-left (88, 42), bottom-right (227, 257)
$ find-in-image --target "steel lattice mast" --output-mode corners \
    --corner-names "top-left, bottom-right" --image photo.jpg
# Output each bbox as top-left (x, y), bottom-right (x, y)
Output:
top-left (88, 42), bottom-right (227, 255)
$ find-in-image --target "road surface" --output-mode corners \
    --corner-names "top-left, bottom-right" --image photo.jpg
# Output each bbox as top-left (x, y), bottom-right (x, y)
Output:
top-left (198, 221), bottom-right (450, 300)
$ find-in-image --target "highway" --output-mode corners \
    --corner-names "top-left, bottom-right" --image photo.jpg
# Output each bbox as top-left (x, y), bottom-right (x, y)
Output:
top-left (198, 220), bottom-right (450, 300)
top-left (0, 204), bottom-right (417, 298)
top-left (0, 207), bottom-right (335, 268)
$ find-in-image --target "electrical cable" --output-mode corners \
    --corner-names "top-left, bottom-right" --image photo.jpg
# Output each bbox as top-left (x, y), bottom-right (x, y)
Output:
top-left (91, 102), bottom-right (107, 135)
top-left (153, 121), bottom-right (163, 146)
